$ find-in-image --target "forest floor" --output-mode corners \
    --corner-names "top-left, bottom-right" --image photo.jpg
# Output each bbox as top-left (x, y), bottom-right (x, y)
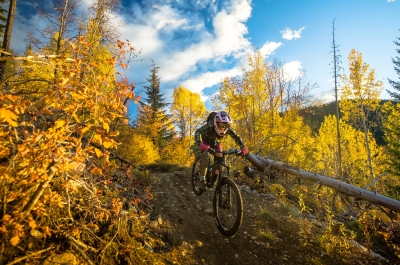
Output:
top-left (137, 168), bottom-right (394, 265)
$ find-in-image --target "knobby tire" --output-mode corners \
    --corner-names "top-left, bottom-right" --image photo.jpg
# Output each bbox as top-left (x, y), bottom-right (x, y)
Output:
top-left (191, 156), bottom-right (203, 195)
top-left (213, 177), bottom-right (243, 237)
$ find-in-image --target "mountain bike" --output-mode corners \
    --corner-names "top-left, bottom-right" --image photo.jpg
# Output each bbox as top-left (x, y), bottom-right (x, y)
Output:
top-left (191, 148), bottom-right (244, 237)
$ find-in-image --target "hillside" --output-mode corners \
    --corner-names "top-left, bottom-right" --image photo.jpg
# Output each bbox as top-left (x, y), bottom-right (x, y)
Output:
top-left (298, 100), bottom-right (388, 145)
top-left (141, 168), bottom-right (393, 265)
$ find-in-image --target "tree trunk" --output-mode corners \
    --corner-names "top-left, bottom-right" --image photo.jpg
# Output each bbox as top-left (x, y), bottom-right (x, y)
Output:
top-left (362, 106), bottom-right (375, 186)
top-left (245, 153), bottom-right (400, 213)
top-left (0, 0), bottom-right (17, 80)
top-left (332, 19), bottom-right (343, 181)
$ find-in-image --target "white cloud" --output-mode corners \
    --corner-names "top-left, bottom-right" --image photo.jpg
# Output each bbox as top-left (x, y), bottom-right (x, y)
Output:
top-left (11, 0), bottom-right (256, 101)
top-left (316, 90), bottom-right (336, 103)
top-left (181, 67), bottom-right (242, 96)
top-left (259, 41), bottom-right (283, 57)
top-left (282, 61), bottom-right (303, 80)
top-left (280, 27), bottom-right (306, 40)
top-left (387, 0), bottom-right (395, 2)
top-left (119, 0), bottom-right (253, 95)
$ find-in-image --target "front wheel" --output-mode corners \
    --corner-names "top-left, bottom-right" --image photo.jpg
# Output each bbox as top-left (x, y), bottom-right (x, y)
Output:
top-left (213, 177), bottom-right (243, 237)
top-left (191, 156), bottom-right (203, 195)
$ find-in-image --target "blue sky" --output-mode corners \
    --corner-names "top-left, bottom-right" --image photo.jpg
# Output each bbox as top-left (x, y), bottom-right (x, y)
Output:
top-left (12, 0), bottom-right (400, 119)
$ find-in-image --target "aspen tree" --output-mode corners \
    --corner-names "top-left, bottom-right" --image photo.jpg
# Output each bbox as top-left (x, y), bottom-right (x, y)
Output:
top-left (313, 115), bottom-right (387, 197)
top-left (340, 49), bottom-right (384, 186)
top-left (170, 86), bottom-right (206, 142)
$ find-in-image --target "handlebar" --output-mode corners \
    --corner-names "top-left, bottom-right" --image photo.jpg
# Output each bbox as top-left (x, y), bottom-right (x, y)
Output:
top-left (208, 148), bottom-right (243, 156)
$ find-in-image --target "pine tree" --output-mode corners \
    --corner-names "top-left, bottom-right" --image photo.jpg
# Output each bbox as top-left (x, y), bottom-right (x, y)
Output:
top-left (387, 33), bottom-right (400, 100)
top-left (136, 64), bottom-right (175, 149)
top-left (0, 0), bottom-right (8, 45)
top-left (0, 0), bottom-right (16, 80)
top-left (385, 32), bottom-right (400, 177)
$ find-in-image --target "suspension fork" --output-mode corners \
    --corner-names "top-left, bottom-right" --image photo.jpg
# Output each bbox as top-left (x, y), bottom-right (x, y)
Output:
top-left (217, 164), bottom-right (232, 208)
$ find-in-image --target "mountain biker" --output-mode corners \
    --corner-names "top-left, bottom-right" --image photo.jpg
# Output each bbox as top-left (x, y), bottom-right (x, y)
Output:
top-left (194, 111), bottom-right (248, 191)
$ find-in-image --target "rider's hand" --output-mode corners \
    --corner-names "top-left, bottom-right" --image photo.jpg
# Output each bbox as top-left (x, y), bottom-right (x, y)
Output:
top-left (241, 147), bottom-right (249, 156)
top-left (199, 143), bottom-right (208, 152)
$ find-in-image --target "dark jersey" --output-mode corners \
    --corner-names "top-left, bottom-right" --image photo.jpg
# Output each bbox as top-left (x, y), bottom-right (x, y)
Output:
top-left (194, 121), bottom-right (245, 148)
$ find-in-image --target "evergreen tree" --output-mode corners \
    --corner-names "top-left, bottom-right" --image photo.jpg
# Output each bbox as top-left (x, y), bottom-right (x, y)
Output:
top-left (387, 33), bottom-right (400, 100)
top-left (0, 0), bottom-right (8, 45)
top-left (385, 32), bottom-right (400, 177)
top-left (136, 64), bottom-right (175, 149)
top-left (0, 0), bottom-right (16, 80)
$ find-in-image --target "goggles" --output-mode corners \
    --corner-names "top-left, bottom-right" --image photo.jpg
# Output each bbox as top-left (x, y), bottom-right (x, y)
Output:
top-left (217, 122), bottom-right (230, 129)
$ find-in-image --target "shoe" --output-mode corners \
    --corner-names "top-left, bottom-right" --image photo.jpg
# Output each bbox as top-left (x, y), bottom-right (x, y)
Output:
top-left (198, 180), bottom-right (207, 191)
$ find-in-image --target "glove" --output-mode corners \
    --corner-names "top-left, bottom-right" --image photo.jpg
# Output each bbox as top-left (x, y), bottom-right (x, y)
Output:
top-left (241, 147), bottom-right (248, 156)
top-left (199, 143), bottom-right (208, 152)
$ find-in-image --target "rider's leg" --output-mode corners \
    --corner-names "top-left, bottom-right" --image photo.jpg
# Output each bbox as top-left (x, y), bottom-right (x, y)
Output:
top-left (212, 142), bottom-right (222, 175)
top-left (198, 150), bottom-right (210, 191)
top-left (200, 150), bottom-right (210, 182)
top-left (213, 142), bottom-right (223, 161)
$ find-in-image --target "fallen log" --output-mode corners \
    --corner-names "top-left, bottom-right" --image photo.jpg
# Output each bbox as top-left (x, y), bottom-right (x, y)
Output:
top-left (244, 153), bottom-right (400, 213)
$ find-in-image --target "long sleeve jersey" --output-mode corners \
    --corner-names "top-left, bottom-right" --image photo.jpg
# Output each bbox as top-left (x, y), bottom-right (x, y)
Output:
top-left (194, 121), bottom-right (245, 148)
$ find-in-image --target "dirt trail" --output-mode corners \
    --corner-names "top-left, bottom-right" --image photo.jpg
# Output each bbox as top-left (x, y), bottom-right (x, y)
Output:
top-left (148, 169), bottom-right (390, 265)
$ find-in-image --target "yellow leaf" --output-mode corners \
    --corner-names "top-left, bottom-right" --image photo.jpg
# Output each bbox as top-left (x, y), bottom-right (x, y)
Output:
top-left (109, 131), bottom-right (120, 137)
top-left (0, 146), bottom-right (10, 159)
top-left (81, 124), bottom-right (92, 134)
top-left (28, 218), bottom-right (37, 229)
top-left (91, 167), bottom-right (102, 175)
top-left (55, 119), bottom-right (66, 128)
top-left (103, 122), bottom-right (110, 133)
top-left (0, 108), bottom-right (18, 127)
top-left (60, 77), bottom-right (69, 86)
top-left (0, 166), bottom-right (11, 179)
top-left (103, 140), bottom-right (113, 149)
top-left (93, 134), bottom-right (102, 144)
top-left (94, 148), bottom-right (102, 157)
top-left (10, 235), bottom-right (20, 246)
top-left (70, 92), bottom-right (83, 100)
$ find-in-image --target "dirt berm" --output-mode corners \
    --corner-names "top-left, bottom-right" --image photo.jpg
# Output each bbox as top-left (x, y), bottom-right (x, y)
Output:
top-left (145, 169), bottom-right (390, 265)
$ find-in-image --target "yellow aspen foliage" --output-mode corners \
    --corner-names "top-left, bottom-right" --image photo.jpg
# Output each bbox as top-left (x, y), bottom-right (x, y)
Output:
top-left (170, 85), bottom-right (206, 144)
top-left (216, 50), bottom-right (313, 168)
top-left (116, 124), bottom-right (160, 165)
top-left (129, 134), bottom-right (160, 165)
top-left (383, 102), bottom-right (400, 164)
top-left (340, 49), bottom-right (383, 126)
top-left (160, 137), bottom-right (193, 166)
top-left (340, 49), bottom-right (384, 184)
top-left (314, 115), bottom-right (387, 191)
top-left (217, 50), bottom-right (271, 150)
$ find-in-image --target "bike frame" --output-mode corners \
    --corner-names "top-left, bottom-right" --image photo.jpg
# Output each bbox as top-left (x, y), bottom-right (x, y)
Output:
top-left (207, 148), bottom-right (239, 207)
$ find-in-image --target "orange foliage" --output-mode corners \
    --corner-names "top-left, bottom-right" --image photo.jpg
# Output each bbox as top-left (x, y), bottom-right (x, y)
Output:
top-left (0, 37), bottom-right (139, 253)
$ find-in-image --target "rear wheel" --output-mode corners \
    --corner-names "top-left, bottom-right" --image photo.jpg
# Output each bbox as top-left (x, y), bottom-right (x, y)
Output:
top-left (191, 156), bottom-right (203, 195)
top-left (213, 177), bottom-right (243, 237)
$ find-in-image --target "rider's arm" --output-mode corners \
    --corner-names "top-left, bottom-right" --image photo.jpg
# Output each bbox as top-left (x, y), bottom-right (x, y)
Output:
top-left (227, 127), bottom-right (245, 148)
top-left (194, 122), bottom-right (213, 144)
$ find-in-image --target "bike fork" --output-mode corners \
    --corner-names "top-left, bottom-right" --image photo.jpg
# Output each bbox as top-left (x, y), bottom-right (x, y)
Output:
top-left (217, 177), bottom-right (232, 208)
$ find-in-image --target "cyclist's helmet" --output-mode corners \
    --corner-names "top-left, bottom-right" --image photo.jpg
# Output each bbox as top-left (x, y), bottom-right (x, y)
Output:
top-left (214, 111), bottom-right (232, 136)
